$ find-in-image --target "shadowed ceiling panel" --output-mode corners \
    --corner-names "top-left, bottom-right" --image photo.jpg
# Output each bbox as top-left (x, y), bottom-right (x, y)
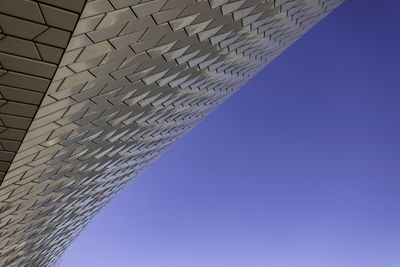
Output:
top-left (0, 0), bottom-right (86, 182)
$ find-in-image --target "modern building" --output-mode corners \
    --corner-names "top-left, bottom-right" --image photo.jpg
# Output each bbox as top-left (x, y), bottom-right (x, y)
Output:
top-left (0, 0), bottom-right (342, 265)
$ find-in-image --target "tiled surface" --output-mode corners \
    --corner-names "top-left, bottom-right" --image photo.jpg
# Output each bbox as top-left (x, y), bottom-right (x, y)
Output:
top-left (0, 0), bottom-right (342, 266)
top-left (0, 0), bottom-right (86, 182)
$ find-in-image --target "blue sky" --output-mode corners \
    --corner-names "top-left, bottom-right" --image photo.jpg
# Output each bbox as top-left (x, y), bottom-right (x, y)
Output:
top-left (61, 1), bottom-right (400, 266)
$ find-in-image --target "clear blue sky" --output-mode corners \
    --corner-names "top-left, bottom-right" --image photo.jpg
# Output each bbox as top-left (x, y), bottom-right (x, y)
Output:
top-left (61, 1), bottom-right (400, 267)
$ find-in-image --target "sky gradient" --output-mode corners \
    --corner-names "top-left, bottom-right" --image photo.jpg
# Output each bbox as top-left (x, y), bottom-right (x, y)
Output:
top-left (61, 1), bottom-right (400, 266)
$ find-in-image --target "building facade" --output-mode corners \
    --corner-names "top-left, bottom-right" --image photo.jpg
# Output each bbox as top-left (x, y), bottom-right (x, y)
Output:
top-left (0, 0), bottom-right (342, 265)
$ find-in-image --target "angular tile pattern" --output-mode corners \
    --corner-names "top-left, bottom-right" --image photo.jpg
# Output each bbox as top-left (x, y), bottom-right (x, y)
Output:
top-left (0, 0), bottom-right (343, 266)
top-left (0, 0), bottom-right (86, 182)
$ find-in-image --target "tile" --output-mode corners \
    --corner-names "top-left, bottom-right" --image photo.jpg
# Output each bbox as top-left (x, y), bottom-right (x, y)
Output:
top-left (36, 44), bottom-right (64, 64)
top-left (0, 36), bottom-right (41, 60)
top-left (39, 4), bottom-right (79, 31)
top-left (0, 0), bottom-right (45, 24)
top-left (34, 28), bottom-right (71, 48)
top-left (37, 0), bottom-right (87, 13)
top-left (0, 14), bottom-right (48, 40)
top-left (0, 52), bottom-right (57, 78)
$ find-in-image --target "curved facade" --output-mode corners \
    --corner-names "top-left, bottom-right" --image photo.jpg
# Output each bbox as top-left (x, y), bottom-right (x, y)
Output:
top-left (0, 0), bottom-right (342, 265)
